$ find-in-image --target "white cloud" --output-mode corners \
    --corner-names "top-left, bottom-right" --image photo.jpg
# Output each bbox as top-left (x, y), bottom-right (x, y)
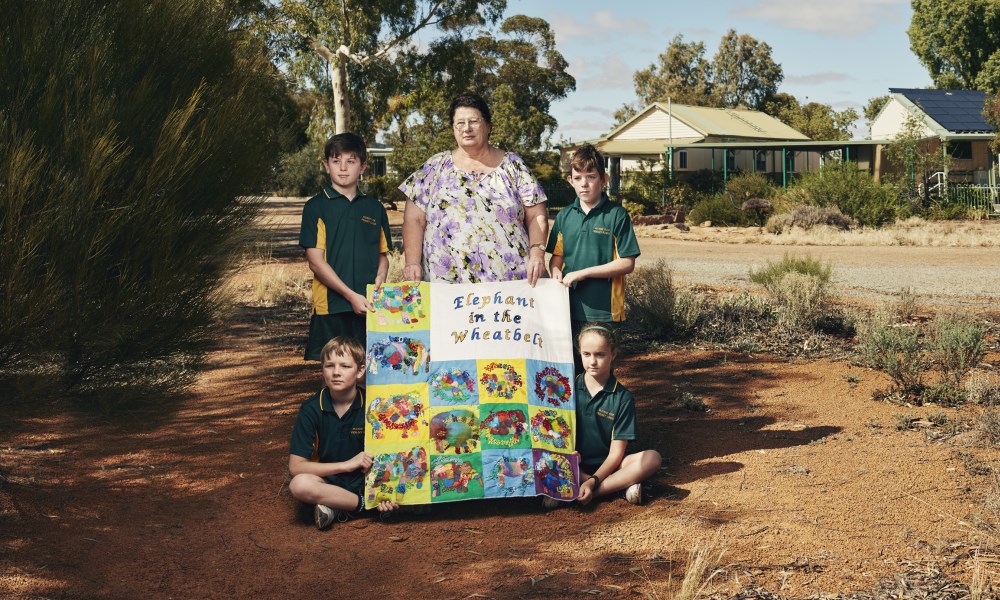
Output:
top-left (785, 71), bottom-right (853, 85)
top-left (549, 10), bottom-right (648, 44)
top-left (580, 56), bottom-right (634, 90)
top-left (731, 0), bottom-right (904, 37)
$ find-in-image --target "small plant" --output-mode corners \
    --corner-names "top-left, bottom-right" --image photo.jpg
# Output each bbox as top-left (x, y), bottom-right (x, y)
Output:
top-left (966, 371), bottom-right (1000, 406)
top-left (626, 258), bottom-right (699, 338)
top-left (926, 411), bottom-right (948, 426)
top-left (749, 255), bottom-right (833, 331)
top-left (929, 313), bottom-right (985, 387)
top-left (858, 321), bottom-right (928, 398)
top-left (895, 287), bottom-right (919, 322)
top-left (921, 381), bottom-right (968, 407)
top-left (680, 392), bottom-right (709, 412)
top-left (895, 412), bottom-right (918, 430)
top-left (978, 407), bottom-right (1000, 447)
top-left (957, 451), bottom-right (993, 476)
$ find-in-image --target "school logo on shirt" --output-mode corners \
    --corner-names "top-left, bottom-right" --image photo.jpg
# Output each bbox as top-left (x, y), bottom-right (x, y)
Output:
top-left (597, 408), bottom-right (615, 420)
top-left (361, 215), bottom-right (377, 227)
top-left (351, 427), bottom-right (364, 436)
top-left (591, 226), bottom-right (611, 236)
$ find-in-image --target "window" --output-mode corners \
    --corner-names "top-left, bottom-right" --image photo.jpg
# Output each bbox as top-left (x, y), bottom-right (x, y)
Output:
top-left (369, 156), bottom-right (387, 176)
top-left (755, 151), bottom-right (767, 172)
top-left (948, 141), bottom-right (972, 160)
top-left (678, 150), bottom-right (687, 169)
top-left (726, 150), bottom-right (736, 171)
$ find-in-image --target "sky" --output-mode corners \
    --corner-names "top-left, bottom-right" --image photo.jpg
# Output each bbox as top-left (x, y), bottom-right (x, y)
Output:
top-left (502, 0), bottom-right (932, 142)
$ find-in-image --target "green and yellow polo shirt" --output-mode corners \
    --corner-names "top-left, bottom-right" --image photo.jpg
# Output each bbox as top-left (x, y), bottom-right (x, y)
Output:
top-left (575, 374), bottom-right (637, 470)
top-left (289, 387), bottom-right (366, 464)
top-left (546, 194), bottom-right (639, 322)
top-left (299, 184), bottom-right (391, 315)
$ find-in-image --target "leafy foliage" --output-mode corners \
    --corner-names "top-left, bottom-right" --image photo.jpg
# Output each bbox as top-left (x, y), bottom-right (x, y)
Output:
top-left (761, 93), bottom-right (858, 141)
top-left (909, 0), bottom-right (1000, 90)
top-left (859, 322), bottom-right (928, 397)
top-left (749, 254), bottom-right (832, 289)
top-left (687, 194), bottom-right (751, 226)
top-left (617, 29), bottom-right (782, 123)
top-left (626, 259), bottom-right (703, 337)
top-left (1, 0), bottom-right (292, 402)
top-left (765, 205), bottom-right (857, 233)
top-left (863, 95), bottom-right (891, 133)
top-left (930, 313), bottom-right (986, 387)
top-left (790, 162), bottom-right (904, 227)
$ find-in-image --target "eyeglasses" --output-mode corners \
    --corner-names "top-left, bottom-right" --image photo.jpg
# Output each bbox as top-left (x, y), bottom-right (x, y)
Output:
top-left (453, 119), bottom-right (484, 130)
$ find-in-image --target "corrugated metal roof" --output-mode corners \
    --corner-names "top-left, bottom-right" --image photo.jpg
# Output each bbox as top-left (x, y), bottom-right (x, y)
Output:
top-left (597, 137), bottom-right (701, 155)
top-left (655, 103), bottom-right (811, 140)
top-left (890, 88), bottom-right (996, 134)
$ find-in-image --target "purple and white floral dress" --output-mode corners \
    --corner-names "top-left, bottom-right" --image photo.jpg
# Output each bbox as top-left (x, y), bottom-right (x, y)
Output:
top-left (399, 151), bottom-right (547, 283)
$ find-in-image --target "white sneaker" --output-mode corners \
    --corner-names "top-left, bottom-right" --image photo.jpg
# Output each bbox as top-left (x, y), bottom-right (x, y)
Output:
top-left (314, 504), bottom-right (337, 529)
top-left (624, 483), bottom-right (643, 505)
top-left (541, 496), bottom-right (562, 509)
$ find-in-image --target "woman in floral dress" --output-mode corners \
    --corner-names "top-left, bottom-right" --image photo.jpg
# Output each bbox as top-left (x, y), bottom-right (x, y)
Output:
top-left (400, 93), bottom-right (548, 285)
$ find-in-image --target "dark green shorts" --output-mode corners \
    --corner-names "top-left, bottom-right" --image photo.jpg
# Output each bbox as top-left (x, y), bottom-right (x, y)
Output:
top-left (322, 471), bottom-right (365, 496)
top-left (304, 312), bottom-right (366, 361)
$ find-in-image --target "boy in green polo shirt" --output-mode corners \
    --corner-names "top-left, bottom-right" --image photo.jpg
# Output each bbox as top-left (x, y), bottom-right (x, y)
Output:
top-left (546, 144), bottom-right (639, 367)
top-left (288, 337), bottom-right (397, 529)
top-left (300, 132), bottom-right (391, 360)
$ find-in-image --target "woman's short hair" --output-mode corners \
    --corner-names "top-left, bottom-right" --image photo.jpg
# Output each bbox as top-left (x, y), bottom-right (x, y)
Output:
top-left (449, 92), bottom-right (492, 127)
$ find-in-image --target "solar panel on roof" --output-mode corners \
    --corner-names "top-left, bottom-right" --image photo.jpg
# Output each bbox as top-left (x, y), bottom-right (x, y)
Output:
top-left (888, 88), bottom-right (996, 133)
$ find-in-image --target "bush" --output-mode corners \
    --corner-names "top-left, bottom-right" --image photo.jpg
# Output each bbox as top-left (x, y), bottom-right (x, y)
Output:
top-left (769, 272), bottom-right (829, 330)
top-left (0, 0), bottom-right (292, 403)
top-left (858, 322), bottom-right (928, 396)
top-left (765, 205), bottom-right (857, 234)
top-left (921, 382), bottom-right (968, 407)
top-left (930, 313), bottom-right (985, 387)
top-left (792, 162), bottom-right (903, 227)
top-left (625, 258), bottom-right (705, 337)
top-left (726, 172), bottom-right (776, 203)
top-left (275, 142), bottom-right (326, 196)
top-left (966, 372), bottom-right (1000, 405)
top-left (688, 194), bottom-right (751, 226)
top-left (749, 254), bottom-right (832, 291)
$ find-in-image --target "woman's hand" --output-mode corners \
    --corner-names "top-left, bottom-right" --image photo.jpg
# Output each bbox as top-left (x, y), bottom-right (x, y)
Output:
top-left (403, 263), bottom-right (423, 282)
top-left (526, 253), bottom-right (547, 286)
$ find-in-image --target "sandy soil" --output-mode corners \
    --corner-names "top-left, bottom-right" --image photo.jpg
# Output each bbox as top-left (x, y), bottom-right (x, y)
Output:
top-left (2, 198), bottom-right (999, 599)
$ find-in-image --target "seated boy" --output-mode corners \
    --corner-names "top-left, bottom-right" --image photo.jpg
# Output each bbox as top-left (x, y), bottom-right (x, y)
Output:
top-left (546, 144), bottom-right (640, 368)
top-left (288, 337), bottom-right (396, 529)
top-left (299, 132), bottom-right (390, 360)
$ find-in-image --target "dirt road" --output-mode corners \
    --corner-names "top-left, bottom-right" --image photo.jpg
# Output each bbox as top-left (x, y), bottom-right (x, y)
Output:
top-left (637, 237), bottom-right (999, 308)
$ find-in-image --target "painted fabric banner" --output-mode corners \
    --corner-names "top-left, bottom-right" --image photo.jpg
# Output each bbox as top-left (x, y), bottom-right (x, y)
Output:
top-left (363, 279), bottom-right (580, 509)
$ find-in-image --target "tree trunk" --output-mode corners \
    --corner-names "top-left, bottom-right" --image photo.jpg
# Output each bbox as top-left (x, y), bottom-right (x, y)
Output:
top-left (311, 40), bottom-right (351, 134)
top-left (331, 55), bottom-right (350, 134)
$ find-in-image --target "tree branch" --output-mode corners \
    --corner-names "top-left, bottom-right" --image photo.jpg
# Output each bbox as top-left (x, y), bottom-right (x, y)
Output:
top-left (340, 0), bottom-right (447, 65)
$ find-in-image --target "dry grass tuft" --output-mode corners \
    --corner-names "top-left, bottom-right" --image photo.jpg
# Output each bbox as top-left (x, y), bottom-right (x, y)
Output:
top-left (676, 536), bottom-right (725, 600)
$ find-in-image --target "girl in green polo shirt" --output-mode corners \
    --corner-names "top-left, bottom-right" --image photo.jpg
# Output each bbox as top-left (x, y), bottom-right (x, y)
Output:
top-left (572, 324), bottom-right (661, 506)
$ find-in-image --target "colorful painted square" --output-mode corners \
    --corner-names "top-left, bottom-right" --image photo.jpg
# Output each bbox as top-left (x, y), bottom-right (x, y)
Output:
top-left (482, 449), bottom-right (535, 498)
top-left (427, 360), bottom-right (479, 406)
top-left (529, 407), bottom-right (575, 452)
top-left (365, 445), bottom-right (431, 508)
top-left (429, 453), bottom-right (485, 503)
top-left (476, 359), bottom-right (527, 404)
top-left (526, 360), bottom-right (575, 409)
top-left (533, 449), bottom-right (579, 501)
top-left (478, 403), bottom-right (532, 450)
top-left (367, 282), bottom-right (429, 332)
top-left (428, 407), bottom-right (480, 454)
top-left (365, 331), bottom-right (431, 384)
top-left (365, 383), bottom-right (429, 444)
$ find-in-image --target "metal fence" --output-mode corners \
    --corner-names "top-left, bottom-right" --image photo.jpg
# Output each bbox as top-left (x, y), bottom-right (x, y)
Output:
top-left (949, 184), bottom-right (1000, 215)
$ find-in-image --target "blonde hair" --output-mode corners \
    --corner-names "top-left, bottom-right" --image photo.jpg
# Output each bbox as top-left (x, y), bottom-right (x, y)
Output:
top-left (320, 336), bottom-right (365, 368)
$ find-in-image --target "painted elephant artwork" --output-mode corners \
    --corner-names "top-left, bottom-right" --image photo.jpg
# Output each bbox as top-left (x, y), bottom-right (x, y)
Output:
top-left (367, 336), bottom-right (429, 376)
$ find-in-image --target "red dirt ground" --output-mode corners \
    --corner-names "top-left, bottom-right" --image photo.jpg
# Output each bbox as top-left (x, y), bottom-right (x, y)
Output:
top-left (2, 201), bottom-right (998, 599)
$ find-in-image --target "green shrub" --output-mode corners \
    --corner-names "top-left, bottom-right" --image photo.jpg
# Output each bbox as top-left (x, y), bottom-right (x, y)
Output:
top-left (921, 382), bottom-right (968, 407)
top-left (792, 162), bottom-right (903, 227)
top-left (688, 194), bottom-right (751, 226)
top-left (726, 172), bottom-right (776, 203)
top-left (858, 322), bottom-right (928, 396)
top-left (769, 272), bottom-right (829, 330)
top-left (749, 254), bottom-right (832, 291)
top-left (275, 142), bottom-right (326, 196)
top-left (625, 258), bottom-right (705, 337)
top-left (765, 205), bottom-right (857, 233)
top-left (1, 0), bottom-right (292, 403)
top-left (930, 313), bottom-right (985, 387)
top-left (965, 372), bottom-right (1000, 405)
